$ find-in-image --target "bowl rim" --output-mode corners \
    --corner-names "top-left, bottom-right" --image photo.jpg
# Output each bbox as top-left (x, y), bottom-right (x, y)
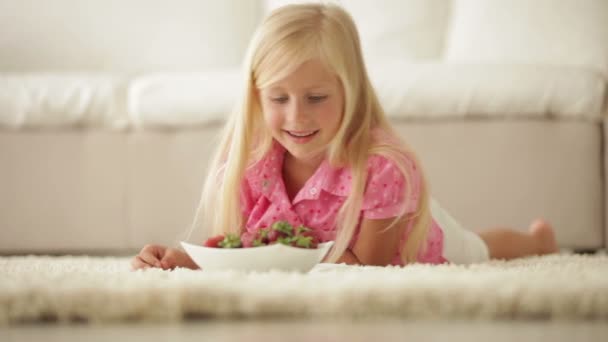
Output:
top-left (180, 240), bottom-right (335, 254)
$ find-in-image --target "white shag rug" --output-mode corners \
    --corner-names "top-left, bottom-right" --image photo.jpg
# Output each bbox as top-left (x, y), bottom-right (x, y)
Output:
top-left (1, 253), bottom-right (608, 324)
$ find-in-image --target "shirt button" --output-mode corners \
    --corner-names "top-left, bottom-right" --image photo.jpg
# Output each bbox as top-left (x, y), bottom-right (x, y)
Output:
top-left (309, 187), bottom-right (318, 195)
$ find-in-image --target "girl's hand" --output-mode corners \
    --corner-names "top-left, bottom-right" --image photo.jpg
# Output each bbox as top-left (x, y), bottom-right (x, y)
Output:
top-left (158, 247), bottom-right (199, 270)
top-left (131, 244), bottom-right (167, 270)
top-left (131, 244), bottom-right (199, 270)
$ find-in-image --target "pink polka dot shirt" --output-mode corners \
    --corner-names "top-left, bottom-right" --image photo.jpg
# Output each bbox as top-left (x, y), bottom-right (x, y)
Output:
top-left (239, 137), bottom-right (446, 265)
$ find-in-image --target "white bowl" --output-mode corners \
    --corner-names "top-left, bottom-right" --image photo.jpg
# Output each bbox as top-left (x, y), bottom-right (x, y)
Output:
top-left (180, 241), bottom-right (334, 272)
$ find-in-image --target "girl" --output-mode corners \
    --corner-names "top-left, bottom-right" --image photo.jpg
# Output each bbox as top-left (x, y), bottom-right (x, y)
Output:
top-left (131, 3), bottom-right (558, 271)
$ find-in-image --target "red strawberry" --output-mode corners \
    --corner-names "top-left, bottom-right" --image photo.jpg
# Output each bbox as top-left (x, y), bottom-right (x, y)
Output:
top-left (203, 235), bottom-right (225, 248)
top-left (267, 229), bottom-right (280, 243)
top-left (257, 226), bottom-right (279, 243)
top-left (240, 231), bottom-right (257, 248)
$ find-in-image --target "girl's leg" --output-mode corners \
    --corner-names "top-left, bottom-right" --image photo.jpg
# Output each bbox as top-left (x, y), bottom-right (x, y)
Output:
top-left (476, 219), bottom-right (559, 260)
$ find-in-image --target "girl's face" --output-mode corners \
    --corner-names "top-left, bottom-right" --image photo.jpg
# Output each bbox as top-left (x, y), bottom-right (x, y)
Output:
top-left (258, 59), bottom-right (344, 166)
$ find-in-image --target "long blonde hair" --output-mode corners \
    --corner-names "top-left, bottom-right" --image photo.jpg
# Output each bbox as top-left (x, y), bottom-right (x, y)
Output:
top-left (189, 3), bottom-right (431, 264)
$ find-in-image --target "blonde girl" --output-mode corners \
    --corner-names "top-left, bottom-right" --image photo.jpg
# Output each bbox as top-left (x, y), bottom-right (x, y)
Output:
top-left (132, 3), bottom-right (558, 271)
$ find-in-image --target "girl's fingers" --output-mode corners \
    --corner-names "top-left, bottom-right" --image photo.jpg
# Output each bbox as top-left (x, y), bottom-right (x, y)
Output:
top-left (131, 256), bottom-right (151, 270)
top-left (139, 245), bottom-right (164, 267)
top-left (160, 248), bottom-right (186, 270)
top-left (138, 252), bottom-right (160, 267)
top-left (160, 253), bottom-right (176, 270)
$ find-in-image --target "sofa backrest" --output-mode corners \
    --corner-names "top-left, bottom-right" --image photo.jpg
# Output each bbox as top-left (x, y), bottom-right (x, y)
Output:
top-left (2, 0), bottom-right (607, 76)
top-left (268, 0), bottom-right (608, 77)
top-left (444, 0), bottom-right (608, 78)
top-left (265, 0), bottom-right (451, 63)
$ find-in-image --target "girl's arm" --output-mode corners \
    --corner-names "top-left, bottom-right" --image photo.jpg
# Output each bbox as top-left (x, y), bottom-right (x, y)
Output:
top-left (349, 216), bottom-right (409, 266)
top-left (336, 249), bottom-right (362, 265)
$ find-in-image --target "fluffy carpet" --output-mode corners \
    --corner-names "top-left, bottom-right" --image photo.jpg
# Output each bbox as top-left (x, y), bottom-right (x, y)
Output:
top-left (1, 253), bottom-right (607, 324)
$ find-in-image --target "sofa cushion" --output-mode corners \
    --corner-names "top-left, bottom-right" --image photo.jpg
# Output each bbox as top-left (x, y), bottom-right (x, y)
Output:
top-left (127, 70), bottom-right (241, 128)
top-left (3, 63), bottom-right (604, 129)
top-left (0, 73), bottom-right (128, 129)
top-left (369, 63), bottom-right (606, 121)
top-left (129, 63), bottom-right (605, 127)
top-left (445, 0), bottom-right (608, 78)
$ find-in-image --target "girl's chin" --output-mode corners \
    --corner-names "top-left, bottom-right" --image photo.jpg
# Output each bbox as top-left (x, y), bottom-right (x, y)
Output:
top-left (283, 145), bottom-right (327, 165)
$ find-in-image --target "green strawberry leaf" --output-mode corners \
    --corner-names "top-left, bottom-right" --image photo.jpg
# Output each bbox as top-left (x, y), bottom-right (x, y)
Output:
top-left (277, 236), bottom-right (294, 246)
top-left (259, 228), bottom-right (270, 239)
top-left (295, 226), bottom-right (312, 234)
top-left (272, 221), bottom-right (294, 237)
top-left (294, 235), bottom-right (313, 248)
top-left (219, 233), bottom-right (242, 248)
top-left (252, 238), bottom-right (266, 247)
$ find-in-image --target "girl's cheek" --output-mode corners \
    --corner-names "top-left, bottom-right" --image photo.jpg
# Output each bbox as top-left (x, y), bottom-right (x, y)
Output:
top-left (320, 103), bottom-right (341, 125)
top-left (265, 110), bottom-right (283, 130)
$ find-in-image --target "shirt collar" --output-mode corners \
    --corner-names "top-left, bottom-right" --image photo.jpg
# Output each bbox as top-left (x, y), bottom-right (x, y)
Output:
top-left (249, 140), bottom-right (352, 204)
top-left (312, 159), bottom-right (352, 198)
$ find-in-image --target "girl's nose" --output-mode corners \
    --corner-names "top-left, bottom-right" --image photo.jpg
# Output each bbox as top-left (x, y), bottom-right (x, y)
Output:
top-left (286, 99), bottom-right (309, 123)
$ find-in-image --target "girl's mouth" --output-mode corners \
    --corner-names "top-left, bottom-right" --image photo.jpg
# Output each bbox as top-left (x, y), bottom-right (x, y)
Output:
top-left (284, 130), bottom-right (319, 143)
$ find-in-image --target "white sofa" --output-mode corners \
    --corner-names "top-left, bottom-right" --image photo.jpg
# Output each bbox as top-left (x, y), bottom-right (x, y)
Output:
top-left (1, 0), bottom-right (607, 254)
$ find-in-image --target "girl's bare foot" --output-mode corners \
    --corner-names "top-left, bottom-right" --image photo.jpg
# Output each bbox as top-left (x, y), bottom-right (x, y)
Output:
top-left (529, 218), bottom-right (559, 255)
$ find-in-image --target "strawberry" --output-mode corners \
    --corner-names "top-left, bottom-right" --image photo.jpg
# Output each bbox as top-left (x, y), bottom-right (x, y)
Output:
top-left (204, 222), bottom-right (320, 249)
top-left (295, 226), bottom-right (312, 235)
top-left (276, 236), bottom-right (294, 246)
top-left (267, 229), bottom-right (280, 243)
top-left (292, 235), bottom-right (310, 248)
top-left (263, 222), bottom-right (321, 248)
top-left (302, 234), bottom-right (320, 248)
top-left (257, 227), bottom-right (272, 244)
top-left (241, 231), bottom-right (257, 248)
top-left (203, 235), bottom-right (225, 248)
top-left (271, 221), bottom-right (294, 237)
top-left (218, 233), bottom-right (242, 248)
top-left (252, 238), bottom-right (266, 247)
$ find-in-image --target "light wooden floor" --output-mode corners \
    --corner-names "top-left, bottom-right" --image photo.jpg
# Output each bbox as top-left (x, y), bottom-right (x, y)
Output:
top-left (2, 319), bottom-right (607, 342)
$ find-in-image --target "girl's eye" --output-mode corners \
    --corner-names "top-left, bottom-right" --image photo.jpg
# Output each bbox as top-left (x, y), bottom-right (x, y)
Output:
top-left (269, 95), bottom-right (327, 104)
top-left (309, 95), bottom-right (328, 103)
top-left (271, 97), bottom-right (288, 104)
